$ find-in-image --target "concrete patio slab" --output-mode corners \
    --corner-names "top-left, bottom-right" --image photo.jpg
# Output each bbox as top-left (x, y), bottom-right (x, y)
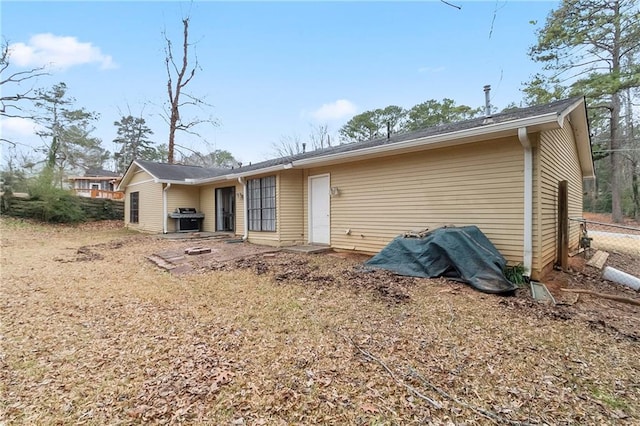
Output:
top-left (282, 245), bottom-right (332, 254)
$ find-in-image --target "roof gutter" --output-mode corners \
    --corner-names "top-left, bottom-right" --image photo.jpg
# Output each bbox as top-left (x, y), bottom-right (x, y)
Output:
top-left (291, 112), bottom-right (561, 168)
top-left (192, 111), bottom-right (562, 185)
top-left (195, 164), bottom-right (291, 185)
top-left (518, 127), bottom-right (533, 277)
top-left (155, 178), bottom-right (195, 185)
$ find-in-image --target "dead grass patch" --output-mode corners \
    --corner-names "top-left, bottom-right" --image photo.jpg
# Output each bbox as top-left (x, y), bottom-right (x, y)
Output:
top-left (1, 217), bottom-right (639, 424)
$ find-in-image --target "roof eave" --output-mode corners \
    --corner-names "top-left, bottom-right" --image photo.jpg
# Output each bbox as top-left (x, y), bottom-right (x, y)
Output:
top-left (195, 164), bottom-right (290, 185)
top-left (291, 112), bottom-right (562, 168)
top-left (567, 101), bottom-right (596, 180)
top-left (191, 113), bottom-right (563, 184)
top-left (117, 159), bottom-right (162, 190)
top-left (140, 103), bottom-right (589, 186)
top-left (157, 178), bottom-right (199, 185)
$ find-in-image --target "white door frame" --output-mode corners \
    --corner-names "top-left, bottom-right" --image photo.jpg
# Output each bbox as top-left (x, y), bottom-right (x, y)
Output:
top-left (308, 173), bottom-right (331, 245)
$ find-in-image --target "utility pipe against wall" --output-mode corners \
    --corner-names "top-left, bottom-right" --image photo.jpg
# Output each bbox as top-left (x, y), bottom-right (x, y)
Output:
top-left (162, 183), bottom-right (172, 234)
top-left (238, 177), bottom-right (248, 240)
top-left (518, 127), bottom-right (533, 276)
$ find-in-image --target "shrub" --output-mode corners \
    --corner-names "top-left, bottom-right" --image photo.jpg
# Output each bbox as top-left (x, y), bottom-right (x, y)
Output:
top-left (19, 169), bottom-right (87, 223)
top-left (504, 263), bottom-right (528, 286)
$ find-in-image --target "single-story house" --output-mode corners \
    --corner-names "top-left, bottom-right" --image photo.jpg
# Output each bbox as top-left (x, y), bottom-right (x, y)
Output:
top-left (118, 96), bottom-right (594, 280)
top-left (69, 168), bottom-right (123, 200)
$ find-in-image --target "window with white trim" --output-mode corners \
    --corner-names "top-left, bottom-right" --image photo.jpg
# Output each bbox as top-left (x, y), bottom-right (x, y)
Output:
top-left (247, 176), bottom-right (276, 231)
top-left (130, 191), bottom-right (139, 223)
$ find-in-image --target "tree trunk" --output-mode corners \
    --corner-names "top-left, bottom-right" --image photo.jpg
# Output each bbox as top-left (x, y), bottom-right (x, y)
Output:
top-left (624, 88), bottom-right (638, 219)
top-left (610, 93), bottom-right (623, 223)
top-left (610, 0), bottom-right (623, 223)
top-left (168, 107), bottom-right (178, 164)
top-left (632, 159), bottom-right (639, 220)
top-left (166, 18), bottom-right (191, 164)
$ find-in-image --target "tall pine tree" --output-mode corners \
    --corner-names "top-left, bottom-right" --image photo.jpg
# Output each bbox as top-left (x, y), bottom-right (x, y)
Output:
top-left (526, 0), bottom-right (640, 222)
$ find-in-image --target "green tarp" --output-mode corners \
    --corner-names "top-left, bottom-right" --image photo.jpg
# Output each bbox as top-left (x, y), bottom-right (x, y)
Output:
top-left (365, 226), bottom-right (518, 294)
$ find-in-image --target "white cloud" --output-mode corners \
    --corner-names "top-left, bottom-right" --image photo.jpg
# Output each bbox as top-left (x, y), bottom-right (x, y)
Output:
top-left (310, 99), bottom-right (357, 121)
top-left (8, 33), bottom-right (116, 70)
top-left (418, 66), bottom-right (445, 73)
top-left (0, 117), bottom-right (42, 136)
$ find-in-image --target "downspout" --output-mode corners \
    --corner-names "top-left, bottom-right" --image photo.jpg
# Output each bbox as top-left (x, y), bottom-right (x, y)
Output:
top-left (518, 127), bottom-right (533, 277)
top-left (163, 183), bottom-right (171, 234)
top-left (238, 177), bottom-right (248, 240)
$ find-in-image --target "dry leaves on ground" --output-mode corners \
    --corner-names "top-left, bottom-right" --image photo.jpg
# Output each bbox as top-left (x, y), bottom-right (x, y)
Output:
top-left (1, 217), bottom-right (639, 425)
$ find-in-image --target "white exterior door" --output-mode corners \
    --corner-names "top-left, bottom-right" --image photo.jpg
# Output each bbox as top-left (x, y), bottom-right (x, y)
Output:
top-left (309, 175), bottom-right (330, 245)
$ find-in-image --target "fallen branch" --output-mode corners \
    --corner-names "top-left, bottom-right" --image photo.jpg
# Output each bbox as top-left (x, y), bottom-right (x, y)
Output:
top-left (337, 329), bottom-right (535, 425)
top-left (410, 368), bottom-right (534, 426)
top-left (560, 288), bottom-right (640, 306)
top-left (335, 330), bottom-right (442, 409)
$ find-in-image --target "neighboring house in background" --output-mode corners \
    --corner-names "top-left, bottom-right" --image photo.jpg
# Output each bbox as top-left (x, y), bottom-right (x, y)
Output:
top-left (69, 168), bottom-right (124, 200)
top-left (118, 97), bottom-right (594, 280)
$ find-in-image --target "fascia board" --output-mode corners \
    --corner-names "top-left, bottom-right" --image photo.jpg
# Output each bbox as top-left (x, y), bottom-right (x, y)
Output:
top-left (154, 178), bottom-right (195, 185)
top-left (568, 106), bottom-right (596, 180)
top-left (117, 164), bottom-right (136, 190)
top-left (188, 112), bottom-right (564, 184)
top-left (134, 161), bottom-right (158, 181)
top-left (557, 98), bottom-right (584, 128)
top-left (194, 164), bottom-right (288, 185)
top-left (292, 113), bottom-right (561, 168)
top-left (117, 160), bottom-right (158, 190)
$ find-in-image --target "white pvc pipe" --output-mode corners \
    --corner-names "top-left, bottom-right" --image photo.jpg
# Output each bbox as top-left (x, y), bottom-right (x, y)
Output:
top-left (162, 182), bottom-right (171, 234)
top-left (238, 177), bottom-right (248, 240)
top-left (602, 266), bottom-right (640, 291)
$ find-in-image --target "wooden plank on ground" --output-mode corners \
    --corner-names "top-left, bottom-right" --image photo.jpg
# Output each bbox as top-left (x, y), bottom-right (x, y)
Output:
top-left (586, 250), bottom-right (609, 269)
top-left (185, 247), bottom-right (212, 255)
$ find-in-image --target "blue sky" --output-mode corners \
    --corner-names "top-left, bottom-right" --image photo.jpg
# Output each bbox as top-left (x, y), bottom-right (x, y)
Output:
top-left (1, 1), bottom-right (559, 168)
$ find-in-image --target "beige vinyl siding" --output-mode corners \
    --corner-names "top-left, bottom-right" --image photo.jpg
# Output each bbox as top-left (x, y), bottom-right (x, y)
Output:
top-left (124, 170), bottom-right (163, 233)
top-left (278, 169), bottom-right (305, 245)
top-left (166, 185), bottom-right (200, 233)
top-left (304, 136), bottom-right (526, 263)
top-left (199, 185), bottom-right (215, 231)
top-left (235, 183), bottom-right (245, 236)
top-left (538, 121), bottom-right (584, 274)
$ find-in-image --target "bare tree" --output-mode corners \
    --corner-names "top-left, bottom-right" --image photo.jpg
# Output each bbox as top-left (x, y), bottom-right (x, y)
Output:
top-left (163, 17), bottom-right (216, 164)
top-left (308, 123), bottom-right (331, 150)
top-left (271, 124), bottom-right (334, 158)
top-left (271, 133), bottom-right (304, 158)
top-left (0, 38), bottom-right (48, 146)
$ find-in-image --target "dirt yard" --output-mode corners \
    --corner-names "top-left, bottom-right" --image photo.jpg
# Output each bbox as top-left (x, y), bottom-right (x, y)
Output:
top-left (1, 218), bottom-right (639, 425)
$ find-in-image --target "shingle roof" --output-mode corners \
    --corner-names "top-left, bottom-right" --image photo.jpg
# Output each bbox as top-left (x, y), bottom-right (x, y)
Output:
top-left (135, 159), bottom-right (229, 181)
top-left (122, 96), bottom-right (586, 187)
top-left (227, 96), bottom-right (584, 174)
top-left (84, 168), bottom-right (120, 177)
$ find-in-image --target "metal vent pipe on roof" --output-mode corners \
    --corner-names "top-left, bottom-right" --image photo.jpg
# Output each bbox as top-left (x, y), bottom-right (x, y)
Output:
top-left (483, 85), bottom-right (492, 117)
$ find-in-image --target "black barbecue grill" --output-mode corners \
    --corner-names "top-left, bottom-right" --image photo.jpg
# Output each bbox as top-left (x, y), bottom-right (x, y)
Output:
top-left (169, 207), bottom-right (205, 232)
